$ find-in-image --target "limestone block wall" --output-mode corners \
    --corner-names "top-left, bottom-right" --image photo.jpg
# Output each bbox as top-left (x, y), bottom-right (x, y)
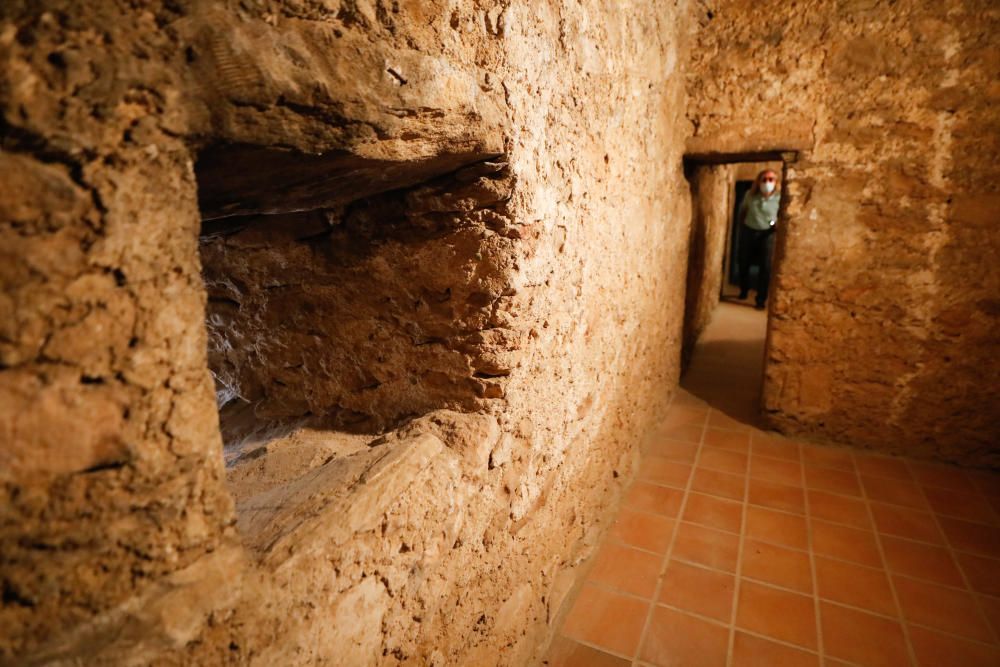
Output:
top-left (688, 0), bottom-right (1000, 467)
top-left (1, 1), bottom-right (694, 664)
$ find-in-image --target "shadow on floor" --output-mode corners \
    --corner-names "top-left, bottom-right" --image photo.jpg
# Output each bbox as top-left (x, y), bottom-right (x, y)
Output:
top-left (681, 336), bottom-right (766, 428)
top-left (719, 295), bottom-right (765, 309)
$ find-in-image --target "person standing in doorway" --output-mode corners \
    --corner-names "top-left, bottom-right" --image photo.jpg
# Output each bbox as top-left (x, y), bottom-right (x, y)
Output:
top-left (738, 169), bottom-right (781, 309)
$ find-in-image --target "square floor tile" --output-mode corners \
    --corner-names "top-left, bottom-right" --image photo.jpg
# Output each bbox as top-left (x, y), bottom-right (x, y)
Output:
top-left (870, 503), bottom-right (945, 545)
top-left (742, 539), bottom-right (813, 593)
top-left (561, 583), bottom-right (649, 658)
top-left (623, 482), bottom-right (683, 517)
top-left (955, 551), bottom-right (1000, 597)
top-left (707, 411), bottom-right (752, 433)
top-left (750, 433), bottom-right (801, 462)
top-left (801, 444), bottom-right (855, 471)
top-left (880, 534), bottom-right (965, 587)
top-left (908, 460), bottom-right (973, 493)
top-left (861, 475), bottom-right (928, 510)
top-left (814, 556), bottom-right (896, 616)
top-left (938, 517), bottom-right (1000, 558)
top-left (811, 519), bottom-right (882, 567)
top-left (819, 601), bottom-right (909, 667)
top-left (731, 631), bottom-right (819, 667)
top-left (704, 427), bottom-right (751, 452)
top-left (659, 559), bottom-right (735, 622)
top-left (745, 505), bottom-right (809, 550)
top-left (750, 455), bottom-right (803, 487)
top-left (748, 478), bottom-right (806, 514)
top-left (655, 422), bottom-right (704, 444)
top-left (672, 522), bottom-right (740, 573)
top-left (683, 492), bottom-right (743, 533)
top-left (640, 605), bottom-right (729, 667)
top-left (908, 624), bottom-right (1000, 667)
top-left (969, 472), bottom-right (1000, 502)
top-left (736, 580), bottom-right (817, 649)
top-left (804, 466), bottom-right (862, 497)
top-left (699, 447), bottom-right (749, 475)
top-left (691, 467), bottom-right (746, 501)
top-left (609, 509), bottom-right (675, 555)
top-left (545, 635), bottom-right (632, 667)
top-left (639, 456), bottom-right (692, 489)
top-left (924, 486), bottom-right (997, 524)
top-left (648, 439), bottom-right (699, 464)
top-left (893, 575), bottom-right (995, 643)
top-left (854, 454), bottom-right (913, 481)
top-left (978, 594), bottom-right (1000, 638)
top-left (807, 489), bottom-right (870, 529)
top-left (587, 542), bottom-right (663, 599)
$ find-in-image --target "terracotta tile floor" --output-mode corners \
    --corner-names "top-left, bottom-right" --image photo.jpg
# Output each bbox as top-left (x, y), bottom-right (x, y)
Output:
top-left (546, 302), bottom-right (1000, 667)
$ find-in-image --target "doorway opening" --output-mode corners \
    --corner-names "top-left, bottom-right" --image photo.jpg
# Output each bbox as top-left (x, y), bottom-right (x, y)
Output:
top-left (719, 160), bottom-right (784, 303)
top-left (680, 152), bottom-right (794, 425)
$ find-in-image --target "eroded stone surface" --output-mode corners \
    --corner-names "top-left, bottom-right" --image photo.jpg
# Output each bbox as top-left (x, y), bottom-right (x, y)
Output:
top-left (201, 160), bottom-right (519, 436)
top-left (1, 1), bottom-right (690, 664)
top-left (688, 0), bottom-right (1000, 466)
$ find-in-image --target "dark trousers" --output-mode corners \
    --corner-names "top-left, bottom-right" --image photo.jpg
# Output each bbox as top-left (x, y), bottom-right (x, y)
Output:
top-left (739, 226), bottom-right (775, 305)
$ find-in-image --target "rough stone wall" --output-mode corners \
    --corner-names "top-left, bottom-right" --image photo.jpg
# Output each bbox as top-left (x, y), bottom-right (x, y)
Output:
top-left (0, 6), bottom-right (235, 657)
top-left (201, 161), bottom-right (517, 437)
top-left (682, 163), bottom-right (732, 363)
top-left (1, 2), bottom-right (694, 664)
top-left (688, 0), bottom-right (1000, 467)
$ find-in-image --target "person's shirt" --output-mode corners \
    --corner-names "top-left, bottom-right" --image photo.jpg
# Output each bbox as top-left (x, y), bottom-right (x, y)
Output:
top-left (739, 190), bottom-right (781, 231)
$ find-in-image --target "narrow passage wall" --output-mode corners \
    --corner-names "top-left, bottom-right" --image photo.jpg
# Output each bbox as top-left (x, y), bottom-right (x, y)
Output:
top-left (0, 2), bottom-right (695, 664)
top-left (683, 163), bottom-right (732, 363)
top-left (688, 0), bottom-right (1000, 467)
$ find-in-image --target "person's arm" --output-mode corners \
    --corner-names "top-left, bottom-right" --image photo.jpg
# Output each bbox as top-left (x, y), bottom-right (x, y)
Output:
top-left (739, 191), bottom-right (750, 226)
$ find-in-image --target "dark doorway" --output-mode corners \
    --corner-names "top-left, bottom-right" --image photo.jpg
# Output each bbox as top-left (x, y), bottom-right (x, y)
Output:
top-left (680, 153), bottom-right (794, 425)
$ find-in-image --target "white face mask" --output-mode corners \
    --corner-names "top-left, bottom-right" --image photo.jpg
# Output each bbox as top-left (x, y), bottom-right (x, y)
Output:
top-left (760, 180), bottom-right (776, 195)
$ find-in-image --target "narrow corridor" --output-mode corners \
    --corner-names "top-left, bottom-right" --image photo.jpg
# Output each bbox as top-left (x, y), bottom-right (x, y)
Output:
top-left (546, 303), bottom-right (1000, 667)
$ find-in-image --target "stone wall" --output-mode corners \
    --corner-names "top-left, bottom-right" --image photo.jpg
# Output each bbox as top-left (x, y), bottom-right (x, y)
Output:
top-left (200, 160), bottom-right (518, 441)
top-left (688, 0), bottom-right (1000, 467)
top-left (0, 1), bottom-right (694, 664)
top-left (682, 163), bottom-right (732, 363)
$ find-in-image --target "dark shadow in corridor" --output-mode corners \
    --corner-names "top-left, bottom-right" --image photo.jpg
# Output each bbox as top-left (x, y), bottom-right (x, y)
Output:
top-left (680, 302), bottom-right (767, 428)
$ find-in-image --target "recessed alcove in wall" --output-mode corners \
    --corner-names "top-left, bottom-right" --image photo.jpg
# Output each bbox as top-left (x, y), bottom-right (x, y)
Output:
top-left (194, 143), bottom-right (517, 527)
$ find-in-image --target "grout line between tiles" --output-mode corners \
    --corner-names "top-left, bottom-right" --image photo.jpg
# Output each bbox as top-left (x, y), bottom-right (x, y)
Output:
top-left (566, 636), bottom-right (642, 663)
top-left (585, 566), bottom-right (1000, 653)
top-left (724, 425), bottom-right (751, 667)
top-left (904, 623), bottom-right (1000, 649)
top-left (643, 455), bottom-right (1000, 529)
top-left (554, 393), bottom-right (1000, 667)
top-left (800, 438), bottom-right (825, 665)
top-left (657, 600), bottom-right (824, 656)
top-left (603, 535), bottom-right (672, 559)
top-left (543, 389), bottom-right (685, 667)
top-left (630, 406), bottom-right (710, 667)
top-left (906, 457), bottom-right (1000, 646)
top-left (854, 449), bottom-right (920, 667)
top-left (641, 500), bottom-right (1000, 567)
